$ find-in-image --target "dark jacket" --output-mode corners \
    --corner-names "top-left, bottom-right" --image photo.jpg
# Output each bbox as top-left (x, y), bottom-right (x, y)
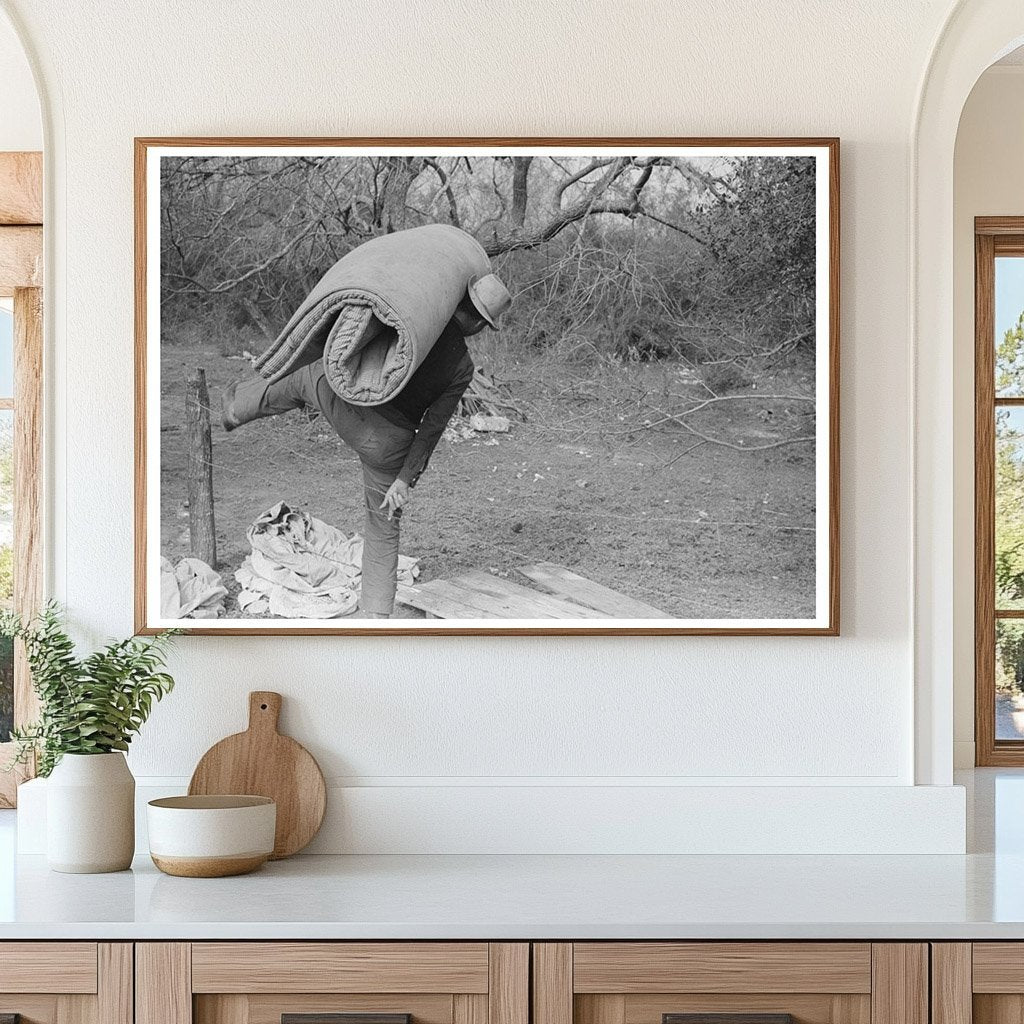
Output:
top-left (376, 319), bottom-right (475, 485)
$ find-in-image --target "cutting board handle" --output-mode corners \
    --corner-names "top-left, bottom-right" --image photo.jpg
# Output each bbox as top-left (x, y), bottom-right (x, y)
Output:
top-left (248, 691), bottom-right (282, 734)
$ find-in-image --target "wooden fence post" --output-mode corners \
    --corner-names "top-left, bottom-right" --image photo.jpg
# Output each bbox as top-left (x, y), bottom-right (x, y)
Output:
top-left (185, 368), bottom-right (217, 567)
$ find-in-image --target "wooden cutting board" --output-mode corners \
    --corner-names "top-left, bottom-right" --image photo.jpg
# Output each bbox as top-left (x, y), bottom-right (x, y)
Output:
top-left (188, 691), bottom-right (326, 859)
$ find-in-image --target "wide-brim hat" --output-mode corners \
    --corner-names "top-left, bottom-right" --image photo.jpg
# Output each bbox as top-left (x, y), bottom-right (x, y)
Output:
top-left (467, 273), bottom-right (512, 331)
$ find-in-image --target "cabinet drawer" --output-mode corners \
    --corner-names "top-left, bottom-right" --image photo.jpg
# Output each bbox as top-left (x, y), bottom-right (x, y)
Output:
top-left (191, 943), bottom-right (491, 994)
top-left (0, 942), bottom-right (98, 993)
top-left (532, 944), bottom-right (925, 1024)
top-left (973, 944), bottom-right (1024, 992)
top-left (0, 943), bottom-right (130, 1024)
top-left (569, 943), bottom-right (872, 1024)
top-left (572, 944), bottom-right (872, 994)
top-left (140, 942), bottom-right (529, 1024)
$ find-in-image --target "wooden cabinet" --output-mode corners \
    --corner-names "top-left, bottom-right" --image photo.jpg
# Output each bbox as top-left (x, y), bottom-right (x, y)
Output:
top-left (136, 944), bottom-right (528, 1024)
top-left (932, 943), bottom-right (1024, 1024)
top-left (0, 938), bottom-right (957, 1024)
top-left (0, 943), bottom-right (132, 1024)
top-left (532, 944), bottom-right (928, 1024)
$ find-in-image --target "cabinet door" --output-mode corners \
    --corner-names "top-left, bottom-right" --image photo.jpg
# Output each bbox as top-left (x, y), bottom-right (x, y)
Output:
top-left (0, 943), bottom-right (131, 1024)
top-left (533, 944), bottom-right (927, 1024)
top-left (941, 943), bottom-right (1024, 1024)
top-left (137, 943), bottom-right (528, 1024)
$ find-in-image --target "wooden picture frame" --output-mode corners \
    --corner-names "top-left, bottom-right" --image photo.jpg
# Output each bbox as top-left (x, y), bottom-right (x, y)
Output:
top-left (135, 137), bottom-right (840, 636)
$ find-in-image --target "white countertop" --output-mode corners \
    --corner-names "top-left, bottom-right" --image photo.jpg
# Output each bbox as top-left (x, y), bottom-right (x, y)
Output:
top-left (0, 849), bottom-right (1021, 940)
top-left (0, 769), bottom-right (1021, 941)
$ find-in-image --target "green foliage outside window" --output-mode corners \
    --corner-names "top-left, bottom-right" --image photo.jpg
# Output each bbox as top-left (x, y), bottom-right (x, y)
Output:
top-left (996, 312), bottom-right (1024, 693)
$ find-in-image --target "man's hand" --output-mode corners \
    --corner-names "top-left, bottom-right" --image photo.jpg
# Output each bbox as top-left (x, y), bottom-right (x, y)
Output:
top-left (380, 478), bottom-right (410, 520)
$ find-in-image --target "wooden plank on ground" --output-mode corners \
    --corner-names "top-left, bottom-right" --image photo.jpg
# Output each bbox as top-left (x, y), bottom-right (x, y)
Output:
top-left (458, 570), bottom-right (608, 618)
top-left (398, 571), bottom-right (608, 619)
top-left (520, 562), bottom-right (666, 617)
top-left (400, 577), bottom-right (567, 619)
top-left (398, 581), bottom-right (502, 619)
top-left (0, 152), bottom-right (42, 225)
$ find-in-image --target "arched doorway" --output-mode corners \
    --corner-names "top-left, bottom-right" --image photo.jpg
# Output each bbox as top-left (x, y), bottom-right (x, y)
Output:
top-left (914, 1), bottom-right (1024, 785)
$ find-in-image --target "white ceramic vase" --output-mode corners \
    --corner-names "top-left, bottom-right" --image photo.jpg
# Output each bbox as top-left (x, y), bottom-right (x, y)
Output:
top-left (46, 752), bottom-right (135, 873)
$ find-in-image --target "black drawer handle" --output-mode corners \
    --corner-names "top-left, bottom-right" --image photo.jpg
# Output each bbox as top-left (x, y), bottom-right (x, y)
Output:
top-left (664, 1016), bottom-right (795, 1024)
top-left (283, 1016), bottom-right (411, 1024)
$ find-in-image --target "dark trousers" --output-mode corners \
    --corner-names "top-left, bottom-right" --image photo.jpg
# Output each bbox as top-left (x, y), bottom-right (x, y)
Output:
top-left (231, 363), bottom-right (415, 614)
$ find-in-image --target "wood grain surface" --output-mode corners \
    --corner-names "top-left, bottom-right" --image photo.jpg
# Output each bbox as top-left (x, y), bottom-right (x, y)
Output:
top-left (98, 945), bottom-right (133, 1024)
top-left (534, 944), bottom-right (573, 1024)
top-left (0, 225), bottom-right (41, 295)
top-left (520, 563), bottom-right (666, 617)
top-left (0, 153), bottom-right (42, 225)
top-left (136, 943), bottom-right (191, 1024)
top-left (188, 691), bottom-right (326, 859)
top-left (0, 943), bottom-right (97, 993)
top-left (624, 995), bottom-right (868, 1024)
top-left (869, 945), bottom-right (927, 1024)
top-left (488, 944), bottom-right (529, 1024)
top-left (930, 944), bottom-right (971, 1024)
top-left (972, 943), bottom-right (1024, 992)
top-left (191, 942), bottom-right (489, 994)
top-left (453, 995), bottom-right (488, 1024)
top-left (573, 943), bottom-right (871, 994)
top-left (976, 229), bottom-right (998, 765)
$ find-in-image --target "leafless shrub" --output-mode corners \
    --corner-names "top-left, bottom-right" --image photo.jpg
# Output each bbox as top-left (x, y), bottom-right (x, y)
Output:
top-left (160, 153), bottom-right (816, 384)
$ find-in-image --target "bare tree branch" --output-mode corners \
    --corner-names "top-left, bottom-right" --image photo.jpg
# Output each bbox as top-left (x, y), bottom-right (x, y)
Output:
top-left (423, 157), bottom-right (461, 228)
top-left (510, 156), bottom-right (532, 227)
top-left (649, 404), bottom-right (815, 452)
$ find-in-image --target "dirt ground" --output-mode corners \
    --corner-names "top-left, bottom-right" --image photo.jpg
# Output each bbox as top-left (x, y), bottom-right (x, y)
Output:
top-left (159, 341), bottom-right (817, 619)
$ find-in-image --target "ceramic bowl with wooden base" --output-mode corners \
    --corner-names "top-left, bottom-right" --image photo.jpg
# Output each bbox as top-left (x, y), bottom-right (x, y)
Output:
top-left (147, 795), bottom-right (276, 877)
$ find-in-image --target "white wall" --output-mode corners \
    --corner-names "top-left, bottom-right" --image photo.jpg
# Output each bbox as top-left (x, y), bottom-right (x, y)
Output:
top-left (0, 10), bottom-right (39, 151)
top-left (952, 66), bottom-right (1024, 767)
top-left (0, 0), bottom-right (972, 852)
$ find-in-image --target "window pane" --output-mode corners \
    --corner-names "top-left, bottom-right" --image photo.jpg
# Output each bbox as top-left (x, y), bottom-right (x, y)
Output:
top-left (996, 407), bottom-right (1024, 609)
top-left (997, 256), bottom-right (1024, 397)
top-left (0, 305), bottom-right (12, 399)
top-left (998, 620), bottom-right (1024, 740)
top-left (0, 409), bottom-right (12, 742)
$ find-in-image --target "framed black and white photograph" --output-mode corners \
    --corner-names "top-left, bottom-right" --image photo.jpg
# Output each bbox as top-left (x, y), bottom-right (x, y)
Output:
top-left (135, 137), bottom-right (839, 635)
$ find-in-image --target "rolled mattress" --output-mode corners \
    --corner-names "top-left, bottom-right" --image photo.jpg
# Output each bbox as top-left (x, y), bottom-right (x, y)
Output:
top-left (254, 224), bottom-right (491, 405)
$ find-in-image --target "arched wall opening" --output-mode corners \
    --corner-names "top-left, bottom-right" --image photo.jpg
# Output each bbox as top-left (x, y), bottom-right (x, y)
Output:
top-left (914, 1), bottom-right (1024, 784)
top-left (952, 47), bottom-right (1024, 767)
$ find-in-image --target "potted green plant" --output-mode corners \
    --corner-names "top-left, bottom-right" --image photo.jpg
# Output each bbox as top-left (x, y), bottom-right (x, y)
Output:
top-left (2, 603), bottom-right (177, 873)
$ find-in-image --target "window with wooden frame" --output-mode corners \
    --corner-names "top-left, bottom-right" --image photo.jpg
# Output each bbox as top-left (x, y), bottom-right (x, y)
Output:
top-left (975, 217), bottom-right (1024, 764)
top-left (0, 151), bottom-right (43, 806)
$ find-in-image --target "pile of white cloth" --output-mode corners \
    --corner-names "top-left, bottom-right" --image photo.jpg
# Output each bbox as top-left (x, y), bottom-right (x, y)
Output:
top-left (235, 501), bottom-right (419, 618)
top-left (160, 557), bottom-right (228, 619)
